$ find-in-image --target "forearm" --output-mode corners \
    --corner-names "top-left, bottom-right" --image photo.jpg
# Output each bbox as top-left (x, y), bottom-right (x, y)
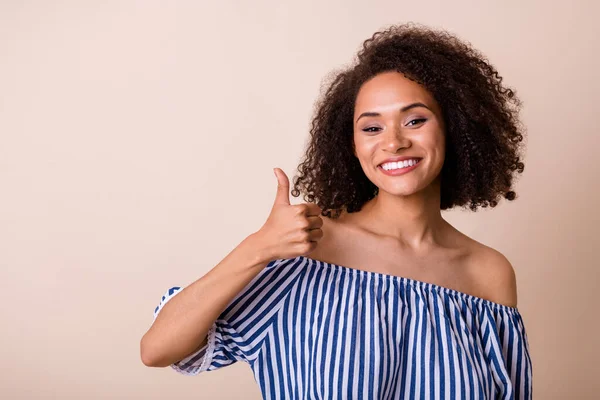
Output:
top-left (140, 232), bottom-right (272, 367)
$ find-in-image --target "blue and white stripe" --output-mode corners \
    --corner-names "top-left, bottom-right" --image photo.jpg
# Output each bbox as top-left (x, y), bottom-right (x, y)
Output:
top-left (152, 256), bottom-right (533, 399)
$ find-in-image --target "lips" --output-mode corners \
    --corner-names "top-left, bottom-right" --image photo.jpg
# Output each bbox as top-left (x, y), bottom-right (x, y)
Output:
top-left (377, 158), bottom-right (422, 176)
top-left (377, 156), bottom-right (423, 167)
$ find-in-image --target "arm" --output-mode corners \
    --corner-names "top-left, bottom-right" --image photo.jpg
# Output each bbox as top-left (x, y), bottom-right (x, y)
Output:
top-left (140, 167), bottom-right (324, 370)
top-left (140, 232), bottom-right (271, 368)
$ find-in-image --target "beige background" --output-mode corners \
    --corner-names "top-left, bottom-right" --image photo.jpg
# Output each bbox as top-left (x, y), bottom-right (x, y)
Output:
top-left (1, 1), bottom-right (598, 399)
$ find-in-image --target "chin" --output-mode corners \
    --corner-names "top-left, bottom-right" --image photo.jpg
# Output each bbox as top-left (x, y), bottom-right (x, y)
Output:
top-left (380, 188), bottom-right (421, 197)
top-left (375, 176), bottom-right (435, 197)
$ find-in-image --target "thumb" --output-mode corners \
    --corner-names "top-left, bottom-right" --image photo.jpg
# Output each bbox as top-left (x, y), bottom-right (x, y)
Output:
top-left (273, 168), bottom-right (291, 206)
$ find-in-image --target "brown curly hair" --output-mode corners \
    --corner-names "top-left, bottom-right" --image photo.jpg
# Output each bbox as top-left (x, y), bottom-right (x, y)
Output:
top-left (291, 23), bottom-right (526, 218)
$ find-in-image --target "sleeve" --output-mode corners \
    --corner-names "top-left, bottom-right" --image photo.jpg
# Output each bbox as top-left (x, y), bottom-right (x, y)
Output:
top-left (487, 307), bottom-right (534, 399)
top-left (151, 257), bottom-right (300, 376)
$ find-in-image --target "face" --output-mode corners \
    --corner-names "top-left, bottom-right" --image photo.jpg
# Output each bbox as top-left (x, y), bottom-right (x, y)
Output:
top-left (353, 71), bottom-right (446, 197)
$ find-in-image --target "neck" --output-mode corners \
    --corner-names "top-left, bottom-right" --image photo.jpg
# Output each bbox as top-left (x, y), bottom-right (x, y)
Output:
top-left (354, 179), bottom-right (449, 250)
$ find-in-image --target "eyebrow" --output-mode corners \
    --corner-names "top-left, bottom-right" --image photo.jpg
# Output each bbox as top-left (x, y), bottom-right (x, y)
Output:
top-left (355, 102), bottom-right (431, 123)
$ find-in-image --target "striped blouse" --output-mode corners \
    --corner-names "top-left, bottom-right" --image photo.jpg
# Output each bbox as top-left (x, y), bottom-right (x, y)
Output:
top-left (152, 256), bottom-right (533, 399)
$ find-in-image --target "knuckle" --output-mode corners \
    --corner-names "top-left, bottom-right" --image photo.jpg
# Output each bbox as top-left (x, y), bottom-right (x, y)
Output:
top-left (298, 219), bottom-right (310, 229)
top-left (295, 204), bottom-right (308, 215)
top-left (300, 242), bottom-right (313, 253)
top-left (300, 231), bottom-right (311, 242)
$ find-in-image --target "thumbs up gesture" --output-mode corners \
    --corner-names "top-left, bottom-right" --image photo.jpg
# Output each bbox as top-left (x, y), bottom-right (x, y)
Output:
top-left (256, 168), bottom-right (324, 261)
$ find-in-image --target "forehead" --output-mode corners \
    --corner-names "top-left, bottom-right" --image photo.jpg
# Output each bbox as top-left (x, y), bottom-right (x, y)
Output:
top-left (354, 71), bottom-right (436, 113)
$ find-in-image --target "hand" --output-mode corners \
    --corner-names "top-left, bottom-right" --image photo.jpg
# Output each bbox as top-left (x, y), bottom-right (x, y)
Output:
top-left (255, 168), bottom-right (324, 261)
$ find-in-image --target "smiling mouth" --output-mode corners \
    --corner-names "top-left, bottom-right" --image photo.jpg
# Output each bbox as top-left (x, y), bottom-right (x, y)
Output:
top-left (378, 158), bottom-right (422, 171)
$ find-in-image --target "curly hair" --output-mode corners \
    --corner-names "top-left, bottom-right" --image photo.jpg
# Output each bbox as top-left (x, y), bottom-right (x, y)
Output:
top-left (291, 22), bottom-right (526, 218)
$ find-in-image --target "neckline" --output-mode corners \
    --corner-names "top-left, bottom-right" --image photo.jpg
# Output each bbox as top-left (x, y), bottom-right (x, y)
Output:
top-left (297, 256), bottom-right (519, 312)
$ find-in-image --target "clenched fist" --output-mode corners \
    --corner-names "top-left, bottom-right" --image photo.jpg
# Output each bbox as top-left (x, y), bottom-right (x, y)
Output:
top-left (256, 168), bottom-right (324, 261)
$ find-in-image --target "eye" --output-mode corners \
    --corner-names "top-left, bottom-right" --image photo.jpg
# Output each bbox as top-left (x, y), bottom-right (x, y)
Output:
top-left (362, 126), bottom-right (382, 133)
top-left (406, 118), bottom-right (427, 127)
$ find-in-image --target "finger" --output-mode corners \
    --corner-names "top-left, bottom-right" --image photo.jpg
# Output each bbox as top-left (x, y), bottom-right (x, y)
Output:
top-left (305, 215), bottom-right (323, 230)
top-left (308, 228), bottom-right (324, 242)
top-left (303, 203), bottom-right (322, 217)
top-left (273, 168), bottom-right (291, 206)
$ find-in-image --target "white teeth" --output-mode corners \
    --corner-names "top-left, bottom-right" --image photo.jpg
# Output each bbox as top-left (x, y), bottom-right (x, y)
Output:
top-left (381, 159), bottom-right (420, 171)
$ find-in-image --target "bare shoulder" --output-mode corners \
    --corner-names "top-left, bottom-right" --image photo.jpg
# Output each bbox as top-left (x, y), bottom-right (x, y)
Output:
top-left (469, 242), bottom-right (518, 308)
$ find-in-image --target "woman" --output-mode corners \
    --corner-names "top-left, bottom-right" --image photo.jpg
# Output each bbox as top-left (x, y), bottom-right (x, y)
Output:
top-left (141, 23), bottom-right (533, 399)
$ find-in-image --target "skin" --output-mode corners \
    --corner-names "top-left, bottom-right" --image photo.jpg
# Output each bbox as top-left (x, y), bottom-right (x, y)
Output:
top-left (309, 71), bottom-right (518, 307)
top-left (140, 71), bottom-right (519, 369)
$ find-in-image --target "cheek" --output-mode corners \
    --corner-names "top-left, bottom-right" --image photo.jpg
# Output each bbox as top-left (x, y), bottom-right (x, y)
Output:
top-left (421, 129), bottom-right (445, 154)
top-left (435, 133), bottom-right (446, 159)
top-left (352, 137), bottom-right (378, 174)
top-left (353, 134), bottom-right (377, 156)
top-left (428, 134), bottom-right (446, 171)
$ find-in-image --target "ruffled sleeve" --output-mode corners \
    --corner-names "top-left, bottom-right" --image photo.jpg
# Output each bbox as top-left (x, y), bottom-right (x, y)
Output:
top-left (150, 258), bottom-right (299, 375)
top-left (481, 304), bottom-right (533, 399)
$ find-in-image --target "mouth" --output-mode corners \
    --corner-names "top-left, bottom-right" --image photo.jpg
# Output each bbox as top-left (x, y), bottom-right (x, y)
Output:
top-left (378, 158), bottom-right (422, 176)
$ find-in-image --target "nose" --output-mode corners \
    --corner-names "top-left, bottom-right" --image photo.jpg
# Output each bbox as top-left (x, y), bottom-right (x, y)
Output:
top-left (383, 127), bottom-right (411, 153)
